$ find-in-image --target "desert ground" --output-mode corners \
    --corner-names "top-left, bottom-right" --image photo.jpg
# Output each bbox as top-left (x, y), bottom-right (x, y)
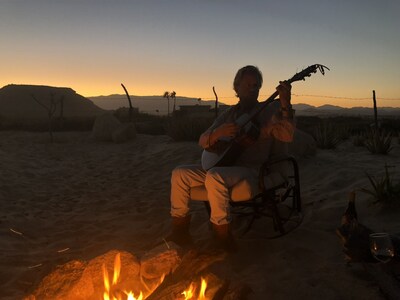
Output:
top-left (1, 130), bottom-right (399, 299)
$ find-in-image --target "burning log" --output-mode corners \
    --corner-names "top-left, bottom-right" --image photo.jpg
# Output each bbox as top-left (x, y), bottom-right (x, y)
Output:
top-left (146, 249), bottom-right (252, 300)
top-left (146, 250), bottom-right (226, 300)
top-left (336, 192), bottom-right (400, 300)
top-left (140, 244), bottom-right (182, 280)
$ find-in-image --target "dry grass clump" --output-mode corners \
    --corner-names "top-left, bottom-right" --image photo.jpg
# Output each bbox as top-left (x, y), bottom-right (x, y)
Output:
top-left (313, 121), bottom-right (343, 149)
top-left (352, 134), bottom-right (365, 147)
top-left (363, 128), bottom-right (392, 154)
top-left (361, 164), bottom-right (400, 205)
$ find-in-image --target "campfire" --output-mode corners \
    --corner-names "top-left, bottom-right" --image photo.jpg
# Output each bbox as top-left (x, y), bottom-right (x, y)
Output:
top-left (25, 245), bottom-right (251, 300)
top-left (101, 252), bottom-right (207, 300)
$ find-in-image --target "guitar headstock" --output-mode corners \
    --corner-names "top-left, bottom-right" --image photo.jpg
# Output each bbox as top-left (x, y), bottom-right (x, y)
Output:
top-left (288, 64), bottom-right (330, 84)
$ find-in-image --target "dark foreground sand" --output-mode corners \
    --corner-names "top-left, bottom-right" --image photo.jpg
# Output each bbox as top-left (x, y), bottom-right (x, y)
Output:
top-left (1, 131), bottom-right (399, 299)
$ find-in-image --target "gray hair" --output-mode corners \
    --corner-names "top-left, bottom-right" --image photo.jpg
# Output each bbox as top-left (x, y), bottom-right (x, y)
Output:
top-left (233, 65), bottom-right (263, 95)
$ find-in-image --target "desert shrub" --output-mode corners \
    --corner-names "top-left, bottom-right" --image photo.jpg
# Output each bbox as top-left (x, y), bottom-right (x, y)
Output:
top-left (295, 116), bottom-right (321, 136)
top-left (337, 124), bottom-right (352, 141)
top-left (113, 109), bottom-right (168, 135)
top-left (352, 134), bottom-right (365, 147)
top-left (360, 164), bottom-right (400, 205)
top-left (313, 121), bottom-right (342, 149)
top-left (364, 128), bottom-right (392, 154)
top-left (135, 121), bottom-right (166, 135)
top-left (166, 116), bottom-right (214, 141)
top-left (394, 131), bottom-right (400, 145)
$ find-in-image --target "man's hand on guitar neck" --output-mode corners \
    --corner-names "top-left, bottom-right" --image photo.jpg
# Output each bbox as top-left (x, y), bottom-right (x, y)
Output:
top-left (276, 80), bottom-right (292, 110)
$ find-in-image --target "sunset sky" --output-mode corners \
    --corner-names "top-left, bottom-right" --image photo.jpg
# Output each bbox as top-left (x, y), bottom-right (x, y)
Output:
top-left (1, 0), bottom-right (400, 107)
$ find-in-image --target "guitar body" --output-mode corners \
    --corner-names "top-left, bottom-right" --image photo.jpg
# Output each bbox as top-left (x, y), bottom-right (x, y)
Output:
top-left (201, 140), bottom-right (244, 170)
top-left (201, 116), bottom-right (260, 170)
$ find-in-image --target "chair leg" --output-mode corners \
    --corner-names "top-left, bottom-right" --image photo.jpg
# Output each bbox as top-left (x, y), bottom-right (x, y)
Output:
top-left (203, 201), bottom-right (211, 217)
top-left (264, 195), bottom-right (285, 235)
top-left (290, 156), bottom-right (301, 212)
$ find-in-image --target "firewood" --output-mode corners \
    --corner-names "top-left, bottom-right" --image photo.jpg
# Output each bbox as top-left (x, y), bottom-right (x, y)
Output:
top-left (146, 250), bottom-right (226, 300)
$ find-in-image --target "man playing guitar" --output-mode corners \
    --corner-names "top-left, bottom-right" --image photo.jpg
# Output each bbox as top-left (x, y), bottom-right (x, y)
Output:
top-left (168, 65), bottom-right (295, 252)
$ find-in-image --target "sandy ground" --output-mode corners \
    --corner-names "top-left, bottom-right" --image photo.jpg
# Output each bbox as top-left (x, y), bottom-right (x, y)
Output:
top-left (1, 131), bottom-right (399, 299)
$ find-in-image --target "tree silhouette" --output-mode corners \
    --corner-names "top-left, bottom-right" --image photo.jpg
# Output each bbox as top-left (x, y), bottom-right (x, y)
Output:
top-left (163, 91), bottom-right (170, 116)
top-left (31, 93), bottom-right (63, 143)
top-left (171, 91), bottom-right (177, 113)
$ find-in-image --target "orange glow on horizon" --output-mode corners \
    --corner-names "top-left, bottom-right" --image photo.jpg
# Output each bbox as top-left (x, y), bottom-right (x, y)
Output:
top-left (1, 79), bottom-right (399, 109)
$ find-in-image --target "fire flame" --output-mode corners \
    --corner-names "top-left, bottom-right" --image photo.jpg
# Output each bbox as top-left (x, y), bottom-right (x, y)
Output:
top-left (103, 253), bottom-right (143, 300)
top-left (103, 252), bottom-right (209, 300)
top-left (182, 277), bottom-right (208, 300)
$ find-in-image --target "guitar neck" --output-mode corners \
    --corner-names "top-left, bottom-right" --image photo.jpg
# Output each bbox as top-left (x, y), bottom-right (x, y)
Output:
top-left (236, 63), bottom-right (330, 129)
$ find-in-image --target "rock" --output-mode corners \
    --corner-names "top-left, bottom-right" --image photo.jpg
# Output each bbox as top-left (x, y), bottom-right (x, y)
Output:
top-left (26, 250), bottom-right (141, 300)
top-left (24, 260), bottom-right (87, 300)
top-left (112, 122), bottom-right (137, 143)
top-left (288, 129), bottom-right (317, 158)
top-left (91, 113), bottom-right (122, 142)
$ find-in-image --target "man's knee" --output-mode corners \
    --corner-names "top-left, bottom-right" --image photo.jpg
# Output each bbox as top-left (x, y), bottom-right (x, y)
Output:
top-left (171, 166), bottom-right (186, 183)
top-left (205, 168), bottom-right (224, 187)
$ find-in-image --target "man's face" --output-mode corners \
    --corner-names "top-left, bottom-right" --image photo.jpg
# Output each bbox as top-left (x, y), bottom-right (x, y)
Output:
top-left (236, 73), bottom-right (260, 103)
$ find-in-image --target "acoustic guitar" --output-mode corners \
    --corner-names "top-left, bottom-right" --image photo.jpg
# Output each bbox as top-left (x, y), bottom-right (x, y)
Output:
top-left (201, 64), bottom-right (330, 170)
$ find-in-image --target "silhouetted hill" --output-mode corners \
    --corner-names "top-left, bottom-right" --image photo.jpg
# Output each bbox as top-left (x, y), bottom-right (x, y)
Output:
top-left (0, 84), bottom-right (104, 119)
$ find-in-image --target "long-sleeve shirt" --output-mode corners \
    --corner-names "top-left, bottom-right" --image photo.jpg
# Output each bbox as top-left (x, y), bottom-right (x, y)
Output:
top-left (199, 100), bottom-right (295, 168)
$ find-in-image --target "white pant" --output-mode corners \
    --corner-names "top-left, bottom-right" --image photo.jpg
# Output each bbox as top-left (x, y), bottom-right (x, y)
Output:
top-left (170, 164), bottom-right (257, 225)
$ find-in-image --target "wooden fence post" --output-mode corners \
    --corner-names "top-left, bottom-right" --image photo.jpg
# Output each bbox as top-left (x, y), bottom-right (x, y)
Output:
top-left (213, 86), bottom-right (219, 119)
top-left (373, 90), bottom-right (378, 129)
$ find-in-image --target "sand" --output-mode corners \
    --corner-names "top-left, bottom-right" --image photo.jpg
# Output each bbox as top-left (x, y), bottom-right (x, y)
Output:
top-left (1, 131), bottom-right (399, 299)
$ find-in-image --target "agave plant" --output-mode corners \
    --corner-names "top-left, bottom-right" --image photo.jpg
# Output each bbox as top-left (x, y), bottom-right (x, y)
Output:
top-left (360, 164), bottom-right (400, 204)
top-left (313, 121), bottom-right (342, 149)
top-left (352, 133), bottom-right (365, 147)
top-left (364, 128), bottom-right (392, 154)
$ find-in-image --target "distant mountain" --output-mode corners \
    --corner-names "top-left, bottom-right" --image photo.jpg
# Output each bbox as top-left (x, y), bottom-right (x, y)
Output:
top-left (0, 84), bottom-right (104, 119)
top-left (89, 94), bottom-right (220, 115)
top-left (317, 104), bottom-right (343, 110)
top-left (293, 103), bottom-right (400, 116)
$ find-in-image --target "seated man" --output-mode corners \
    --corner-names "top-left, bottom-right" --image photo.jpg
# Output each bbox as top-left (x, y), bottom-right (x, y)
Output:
top-left (168, 65), bottom-right (295, 251)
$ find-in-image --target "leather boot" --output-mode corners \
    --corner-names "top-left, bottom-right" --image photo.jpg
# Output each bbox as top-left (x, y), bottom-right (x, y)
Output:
top-left (166, 215), bottom-right (193, 247)
top-left (212, 223), bottom-right (237, 253)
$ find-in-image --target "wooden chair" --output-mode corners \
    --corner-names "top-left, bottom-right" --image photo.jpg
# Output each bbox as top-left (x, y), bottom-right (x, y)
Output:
top-left (190, 141), bottom-right (303, 238)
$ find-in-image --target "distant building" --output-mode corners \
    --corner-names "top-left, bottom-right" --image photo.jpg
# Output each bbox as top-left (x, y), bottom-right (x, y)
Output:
top-left (211, 104), bottom-right (231, 115)
top-left (174, 104), bottom-right (212, 118)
